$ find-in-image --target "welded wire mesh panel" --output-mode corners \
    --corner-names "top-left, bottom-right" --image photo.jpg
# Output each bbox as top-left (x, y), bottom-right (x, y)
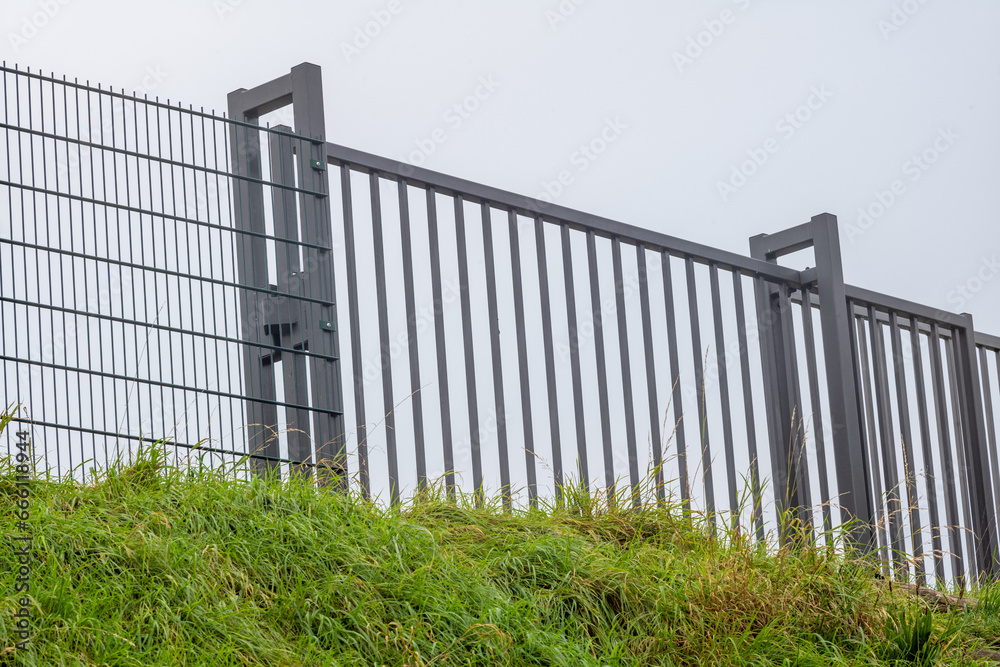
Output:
top-left (0, 65), bottom-right (336, 481)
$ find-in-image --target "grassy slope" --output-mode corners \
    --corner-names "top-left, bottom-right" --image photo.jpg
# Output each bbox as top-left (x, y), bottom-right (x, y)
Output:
top-left (1, 444), bottom-right (1000, 666)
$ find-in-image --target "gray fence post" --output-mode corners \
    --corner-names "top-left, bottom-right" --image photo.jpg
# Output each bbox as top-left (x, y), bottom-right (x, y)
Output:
top-left (749, 231), bottom-right (810, 541)
top-left (810, 214), bottom-right (876, 554)
top-left (229, 63), bottom-right (345, 486)
top-left (955, 313), bottom-right (999, 581)
top-left (227, 86), bottom-right (274, 477)
top-left (750, 213), bottom-right (875, 552)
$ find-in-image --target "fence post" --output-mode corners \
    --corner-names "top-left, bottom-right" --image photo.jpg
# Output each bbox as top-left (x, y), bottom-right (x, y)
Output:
top-left (229, 63), bottom-right (346, 487)
top-left (749, 231), bottom-right (809, 541)
top-left (809, 214), bottom-right (876, 554)
top-left (749, 213), bottom-right (875, 552)
top-left (227, 85), bottom-right (275, 478)
top-left (954, 313), bottom-right (999, 581)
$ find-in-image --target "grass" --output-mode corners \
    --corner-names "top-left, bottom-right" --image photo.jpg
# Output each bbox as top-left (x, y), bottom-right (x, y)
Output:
top-left (2, 431), bottom-right (1000, 664)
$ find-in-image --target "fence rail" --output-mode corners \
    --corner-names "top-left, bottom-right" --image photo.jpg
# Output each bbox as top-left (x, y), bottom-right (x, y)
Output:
top-left (2, 62), bottom-right (999, 586)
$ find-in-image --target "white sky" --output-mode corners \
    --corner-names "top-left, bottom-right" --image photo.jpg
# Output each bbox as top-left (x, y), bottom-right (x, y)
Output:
top-left (4, 0), bottom-right (998, 332)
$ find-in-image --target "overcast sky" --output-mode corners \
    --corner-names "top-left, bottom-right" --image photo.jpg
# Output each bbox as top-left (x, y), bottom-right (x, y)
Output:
top-left (4, 0), bottom-right (998, 333)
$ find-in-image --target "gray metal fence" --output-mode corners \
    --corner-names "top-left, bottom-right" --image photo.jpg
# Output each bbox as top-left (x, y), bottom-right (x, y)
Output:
top-left (3, 62), bottom-right (999, 586)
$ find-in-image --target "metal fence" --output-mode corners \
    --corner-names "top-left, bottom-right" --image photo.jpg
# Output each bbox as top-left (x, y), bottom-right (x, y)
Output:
top-left (2, 62), bottom-right (999, 586)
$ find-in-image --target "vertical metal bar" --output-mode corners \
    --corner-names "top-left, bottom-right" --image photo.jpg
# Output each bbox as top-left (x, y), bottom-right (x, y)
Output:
top-left (218, 104), bottom-right (244, 466)
top-left (369, 171), bottom-right (399, 504)
top-left (889, 312), bottom-right (924, 584)
top-left (113, 82), bottom-right (135, 465)
top-left (845, 303), bottom-right (877, 554)
top-left (587, 230), bottom-right (615, 501)
top-left (225, 103), bottom-right (273, 477)
top-left (338, 164), bottom-right (368, 494)
top-left (147, 92), bottom-right (169, 475)
top-left (777, 283), bottom-right (810, 529)
top-left (952, 315), bottom-right (999, 581)
top-left (637, 244), bottom-right (664, 503)
top-left (709, 262), bottom-right (738, 524)
top-left (481, 202), bottom-right (510, 507)
top-left (72, 75), bottom-right (87, 478)
top-left (268, 127), bottom-right (308, 476)
top-left (562, 224), bottom-right (589, 491)
top-left (612, 237), bottom-right (640, 506)
top-left (946, 336), bottom-right (977, 580)
top-left (929, 323), bottom-right (964, 582)
top-left (111, 88), bottom-right (126, 465)
top-left (397, 179), bottom-right (427, 489)
top-left (535, 217), bottom-right (563, 501)
top-left (867, 304), bottom-right (906, 578)
top-left (686, 256), bottom-right (715, 526)
top-left (732, 271), bottom-right (765, 540)
top-left (174, 101), bottom-right (198, 452)
top-left (981, 347), bottom-right (1000, 529)
top-left (857, 316), bottom-right (890, 574)
top-left (662, 251), bottom-right (689, 508)
top-left (753, 275), bottom-right (785, 520)
top-left (454, 195), bottom-right (483, 503)
top-left (54, 75), bottom-right (71, 478)
top-left (105, 85), bottom-right (125, 463)
top-left (289, 64), bottom-right (343, 483)
top-left (201, 105), bottom-right (227, 472)
top-left (508, 210), bottom-right (537, 506)
top-left (799, 287), bottom-right (833, 540)
top-left (910, 323), bottom-right (944, 585)
top-left (426, 188), bottom-right (455, 498)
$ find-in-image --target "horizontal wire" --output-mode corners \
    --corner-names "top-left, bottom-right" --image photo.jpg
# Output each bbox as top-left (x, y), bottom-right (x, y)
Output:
top-left (2, 237), bottom-right (336, 309)
top-left (0, 122), bottom-right (327, 197)
top-left (1, 355), bottom-right (344, 417)
top-left (0, 179), bottom-right (333, 250)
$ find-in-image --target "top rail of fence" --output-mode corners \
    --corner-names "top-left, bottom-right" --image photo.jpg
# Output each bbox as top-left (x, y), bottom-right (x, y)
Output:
top-left (325, 142), bottom-right (803, 286)
top-left (845, 284), bottom-right (1000, 349)
top-left (0, 63), bottom-right (304, 135)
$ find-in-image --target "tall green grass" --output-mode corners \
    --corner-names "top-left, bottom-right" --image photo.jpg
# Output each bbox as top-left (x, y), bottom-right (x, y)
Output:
top-left (2, 423), bottom-right (1000, 664)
